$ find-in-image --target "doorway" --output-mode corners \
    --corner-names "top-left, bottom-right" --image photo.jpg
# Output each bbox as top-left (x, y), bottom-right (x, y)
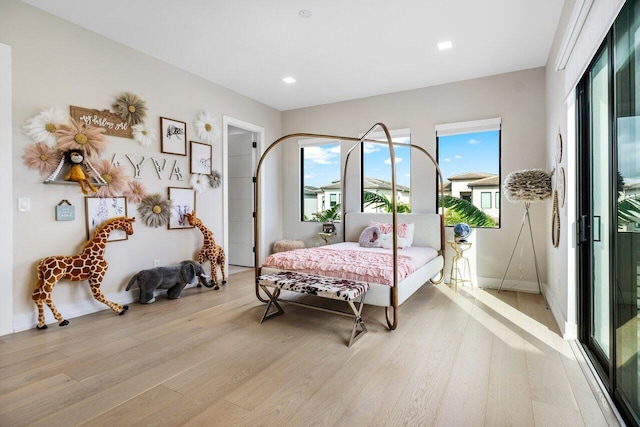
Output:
top-left (577, 2), bottom-right (640, 424)
top-left (222, 116), bottom-right (264, 270)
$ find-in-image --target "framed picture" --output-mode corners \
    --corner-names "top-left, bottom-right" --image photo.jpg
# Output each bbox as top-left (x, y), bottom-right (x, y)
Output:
top-left (161, 117), bottom-right (187, 156)
top-left (85, 197), bottom-right (128, 241)
top-left (168, 187), bottom-right (195, 229)
top-left (190, 141), bottom-right (212, 174)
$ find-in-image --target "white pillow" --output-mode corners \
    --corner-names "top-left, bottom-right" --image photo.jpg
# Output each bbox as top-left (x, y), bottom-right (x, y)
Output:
top-left (377, 233), bottom-right (409, 249)
top-left (405, 223), bottom-right (415, 247)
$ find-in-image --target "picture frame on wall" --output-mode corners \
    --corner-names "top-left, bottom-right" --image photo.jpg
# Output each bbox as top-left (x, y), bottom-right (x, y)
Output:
top-left (85, 197), bottom-right (128, 241)
top-left (168, 187), bottom-right (195, 229)
top-left (161, 117), bottom-right (187, 156)
top-left (190, 141), bottom-right (212, 175)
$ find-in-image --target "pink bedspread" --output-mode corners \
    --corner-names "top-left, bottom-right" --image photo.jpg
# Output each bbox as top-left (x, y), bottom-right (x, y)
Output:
top-left (262, 245), bottom-right (418, 286)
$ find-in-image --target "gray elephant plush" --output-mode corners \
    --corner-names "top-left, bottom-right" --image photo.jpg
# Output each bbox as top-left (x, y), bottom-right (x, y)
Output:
top-left (126, 260), bottom-right (209, 304)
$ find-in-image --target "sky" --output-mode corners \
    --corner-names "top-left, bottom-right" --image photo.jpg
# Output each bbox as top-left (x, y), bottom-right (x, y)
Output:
top-left (437, 130), bottom-right (500, 181)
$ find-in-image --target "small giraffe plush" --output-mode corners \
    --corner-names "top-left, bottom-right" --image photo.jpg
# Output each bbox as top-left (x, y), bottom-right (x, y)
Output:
top-left (32, 217), bottom-right (135, 329)
top-left (184, 211), bottom-right (227, 289)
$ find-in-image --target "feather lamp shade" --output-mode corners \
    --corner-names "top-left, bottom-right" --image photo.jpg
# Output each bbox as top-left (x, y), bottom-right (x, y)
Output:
top-left (503, 169), bottom-right (551, 203)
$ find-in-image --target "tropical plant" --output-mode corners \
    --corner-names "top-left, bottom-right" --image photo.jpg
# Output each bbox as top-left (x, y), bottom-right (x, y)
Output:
top-left (438, 195), bottom-right (496, 227)
top-left (312, 204), bottom-right (341, 222)
top-left (362, 191), bottom-right (411, 213)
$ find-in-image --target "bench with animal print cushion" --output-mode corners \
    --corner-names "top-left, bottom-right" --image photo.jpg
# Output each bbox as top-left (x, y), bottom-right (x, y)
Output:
top-left (257, 271), bottom-right (368, 347)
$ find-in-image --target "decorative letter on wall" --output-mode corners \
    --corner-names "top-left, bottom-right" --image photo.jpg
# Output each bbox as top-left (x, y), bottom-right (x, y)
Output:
top-left (126, 155), bottom-right (149, 179)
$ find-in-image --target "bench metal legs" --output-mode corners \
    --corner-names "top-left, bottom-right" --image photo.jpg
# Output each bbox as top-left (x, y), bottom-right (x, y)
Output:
top-left (259, 284), bottom-right (368, 347)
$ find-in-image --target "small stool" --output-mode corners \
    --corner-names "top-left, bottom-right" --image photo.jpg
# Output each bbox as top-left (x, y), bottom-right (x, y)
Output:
top-left (448, 240), bottom-right (473, 292)
top-left (257, 271), bottom-right (368, 347)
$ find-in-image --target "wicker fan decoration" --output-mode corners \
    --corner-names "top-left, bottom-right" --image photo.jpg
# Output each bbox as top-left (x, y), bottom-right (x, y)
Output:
top-left (137, 193), bottom-right (173, 228)
top-left (209, 170), bottom-right (222, 189)
top-left (503, 169), bottom-right (551, 203)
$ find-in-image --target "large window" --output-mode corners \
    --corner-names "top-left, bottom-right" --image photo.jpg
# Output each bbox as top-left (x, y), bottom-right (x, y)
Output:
top-left (361, 128), bottom-right (411, 213)
top-left (300, 139), bottom-right (341, 222)
top-left (436, 118), bottom-right (501, 228)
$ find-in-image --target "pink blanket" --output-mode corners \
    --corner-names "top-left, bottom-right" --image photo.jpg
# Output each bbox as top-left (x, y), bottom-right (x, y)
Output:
top-left (262, 246), bottom-right (417, 286)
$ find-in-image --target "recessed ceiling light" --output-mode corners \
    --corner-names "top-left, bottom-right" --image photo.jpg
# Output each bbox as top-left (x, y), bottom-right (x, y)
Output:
top-left (438, 40), bottom-right (453, 50)
top-left (299, 10), bottom-right (312, 18)
top-left (283, 77), bottom-right (296, 84)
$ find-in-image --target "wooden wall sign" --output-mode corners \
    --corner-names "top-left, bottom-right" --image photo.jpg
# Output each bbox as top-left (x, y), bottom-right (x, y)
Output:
top-left (70, 106), bottom-right (133, 139)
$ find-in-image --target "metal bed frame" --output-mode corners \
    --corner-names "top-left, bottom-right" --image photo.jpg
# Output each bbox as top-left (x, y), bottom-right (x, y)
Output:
top-left (253, 122), bottom-right (445, 330)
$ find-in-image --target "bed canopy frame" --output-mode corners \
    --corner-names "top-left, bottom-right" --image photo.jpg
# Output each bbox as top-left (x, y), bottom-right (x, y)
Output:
top-left (253, 122), bottom-right (446, 329)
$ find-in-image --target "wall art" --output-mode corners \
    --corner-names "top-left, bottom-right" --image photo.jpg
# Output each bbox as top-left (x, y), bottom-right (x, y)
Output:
top-left (190, 141), bottom-right (212, 175)
top-left (161, 117), bottom-right (187, 156)
top-left (85, 197), bottom-right (128, 241)
top-left (168, 187), bottom-right (195, 229)
top-left (70, 106), bottom-right (132, 138)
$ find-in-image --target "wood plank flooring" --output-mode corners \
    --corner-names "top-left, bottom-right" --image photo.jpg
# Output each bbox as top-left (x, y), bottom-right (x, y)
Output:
top-left (0, 270), bottom-right (619, 426)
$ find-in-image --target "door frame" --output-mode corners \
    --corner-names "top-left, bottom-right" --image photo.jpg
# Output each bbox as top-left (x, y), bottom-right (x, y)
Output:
top-left (222, 116), bottom-right (265, 268)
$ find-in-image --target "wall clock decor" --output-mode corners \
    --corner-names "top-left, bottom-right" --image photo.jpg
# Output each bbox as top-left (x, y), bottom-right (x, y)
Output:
top-left (557, 166), bottom-right (566, 208)
top-left (551, 190), bottom-right (560, 248)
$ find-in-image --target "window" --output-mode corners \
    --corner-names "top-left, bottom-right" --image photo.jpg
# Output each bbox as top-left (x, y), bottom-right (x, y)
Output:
top-left (436, 118), bottom-right (501, 228)
top-left (481, 192), bottom-right (492, 209)
top-left (300, 139), bottom-right (341, 222)
top-left (361, 128), bottom-right (411, 213)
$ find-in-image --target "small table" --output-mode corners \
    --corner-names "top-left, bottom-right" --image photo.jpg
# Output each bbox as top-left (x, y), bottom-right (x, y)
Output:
top-left (318, 232), bottom-right (336, 245)
top-left (448, 240), bottom-right (473, 292)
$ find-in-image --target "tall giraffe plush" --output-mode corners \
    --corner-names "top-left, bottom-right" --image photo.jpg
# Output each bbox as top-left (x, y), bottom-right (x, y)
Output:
top-left (184, 212), bottom-right (227, 290)
top-left (32, 216), bottom-right (136, 329)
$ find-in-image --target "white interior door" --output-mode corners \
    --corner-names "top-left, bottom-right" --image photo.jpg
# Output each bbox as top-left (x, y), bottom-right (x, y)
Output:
top-left (228, 128), bottom-right (255, 267)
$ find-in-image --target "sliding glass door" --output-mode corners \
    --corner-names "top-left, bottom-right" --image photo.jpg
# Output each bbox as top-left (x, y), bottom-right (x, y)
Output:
top-left (578, 1), bottom-right (640, 424)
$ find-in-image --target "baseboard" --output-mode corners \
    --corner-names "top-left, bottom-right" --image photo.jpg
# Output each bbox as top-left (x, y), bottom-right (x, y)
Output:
top-left (473, 276), bottom-right (542, 293)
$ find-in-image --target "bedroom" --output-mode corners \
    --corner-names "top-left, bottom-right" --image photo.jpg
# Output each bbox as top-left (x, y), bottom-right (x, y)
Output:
top-left (0, 0), bottom-right (636, 425)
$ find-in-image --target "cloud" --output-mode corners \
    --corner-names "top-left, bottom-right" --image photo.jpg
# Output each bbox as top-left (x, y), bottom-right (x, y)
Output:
top-left (404, 173), bottom-right (410, 177)
top-left (304, 174), bottom-right (314, 179)
top-left (363, 144), bottom-right (380, 154)
top-left (455, 155), bottom-right (462, 159)
top-left (469, 138), bottom-right (481, 144)
top-left (443, 157), bottom-right (451, 162)
top-left (304, 145), bottom-right (339, 165)
top-left (384, 157), bottom-right (403, 165)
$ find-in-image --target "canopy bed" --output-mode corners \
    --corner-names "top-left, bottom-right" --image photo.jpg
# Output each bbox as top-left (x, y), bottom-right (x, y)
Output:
top-left (253, 123), bottom-right (446, 335)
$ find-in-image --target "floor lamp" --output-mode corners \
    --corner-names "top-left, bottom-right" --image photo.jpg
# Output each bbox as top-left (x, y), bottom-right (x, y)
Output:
top-left (498, 169), bottom-right (551, 300)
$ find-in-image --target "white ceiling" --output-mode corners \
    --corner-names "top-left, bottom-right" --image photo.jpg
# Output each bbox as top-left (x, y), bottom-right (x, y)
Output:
top-left (21, 0), bottom-right (565, 111)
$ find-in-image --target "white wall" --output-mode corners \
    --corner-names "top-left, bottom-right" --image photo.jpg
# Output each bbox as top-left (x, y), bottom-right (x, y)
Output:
top-left (282, 68), bottom-right (548, 290)
top-left (0, 42), bottom-right (13, 335)
top-left (0, 0), bottom-right (282, 333)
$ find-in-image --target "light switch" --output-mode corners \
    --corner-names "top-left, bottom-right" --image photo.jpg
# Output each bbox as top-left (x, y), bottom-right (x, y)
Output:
top-left (18, 198), bottom-right (30, 212)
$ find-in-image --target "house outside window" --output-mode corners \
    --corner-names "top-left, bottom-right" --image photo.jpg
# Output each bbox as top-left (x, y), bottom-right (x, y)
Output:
top-left (360, 128), bottom-right (411, 213)
top-left (436, 118), bottom-right (501, 228)
top-left (300, 139), bottom-right (341, 222)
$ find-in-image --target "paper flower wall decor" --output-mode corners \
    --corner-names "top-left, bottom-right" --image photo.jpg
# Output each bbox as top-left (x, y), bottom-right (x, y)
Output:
top-left (209, 170), bottom-right (222, 189)
top-left (22, 142), bottom-right (62, 176)
top-left (131, 123), bottom-right (156, 146)
top-left (190, 173), bottom-right (211, 193)
top-left (55, 118), bottom-right (107, 159)
top-left (22, 107), bottom-right (69, 146)
top-left (93, 159), bottom-right (130, 198)
top-left (123, 180), bottom-right (148, 204)
top-left (194, 111), bottom-right (219, 144)
top-left (112, 92), bottom-right (147, 126)
top-left (138, 193), bottom-right (173, 228)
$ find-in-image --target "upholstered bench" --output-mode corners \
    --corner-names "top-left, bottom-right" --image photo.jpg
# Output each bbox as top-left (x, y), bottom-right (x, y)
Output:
top-left (272, 239), bottom-right (305, 253)
top-left (257, 271), bottom-right (369, 347)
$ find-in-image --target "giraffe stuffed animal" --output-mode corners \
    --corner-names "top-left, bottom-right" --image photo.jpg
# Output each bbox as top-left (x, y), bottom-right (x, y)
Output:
top-left (32, 216), bottom-right (136, 329)
top-left (184, 212), bottom-right (227, 289)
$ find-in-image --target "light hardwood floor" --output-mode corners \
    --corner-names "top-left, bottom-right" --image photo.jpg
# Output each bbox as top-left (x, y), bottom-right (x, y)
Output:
top-left (0, 270), bottom-right (621, 426)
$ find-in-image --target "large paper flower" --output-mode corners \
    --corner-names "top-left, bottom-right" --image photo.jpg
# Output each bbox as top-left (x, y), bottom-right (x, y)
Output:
top-left (209, 170), bottom-right (222, 188)
top-left (22, 142), bottom-right (62, 175)
top-left (22, 107), bottom-right (68, 146)
top-left (55, 118), bottom-right (106, 159)
top-left (190, 173), bottom-right (211, 193)
top-left (138, 194), bottom-right (172, 228)
top-left (194, 111), bottom-right (219, 144)
top-left (131, 123), bottom-right (156, 147)
top-left (112, 92), bottom-right (147, 126)
top-left (93, 159), bottom-right (129, 198)
top-left (123, 180), bottom-right (148, 204)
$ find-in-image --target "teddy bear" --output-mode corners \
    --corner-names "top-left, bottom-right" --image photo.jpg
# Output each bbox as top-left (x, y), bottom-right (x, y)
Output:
top-left (64, 150), bottom-right (98, 195)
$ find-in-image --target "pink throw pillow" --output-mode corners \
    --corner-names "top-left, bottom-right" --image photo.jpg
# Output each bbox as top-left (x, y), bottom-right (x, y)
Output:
top-left (369, 221), bottom-right (408, 238)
